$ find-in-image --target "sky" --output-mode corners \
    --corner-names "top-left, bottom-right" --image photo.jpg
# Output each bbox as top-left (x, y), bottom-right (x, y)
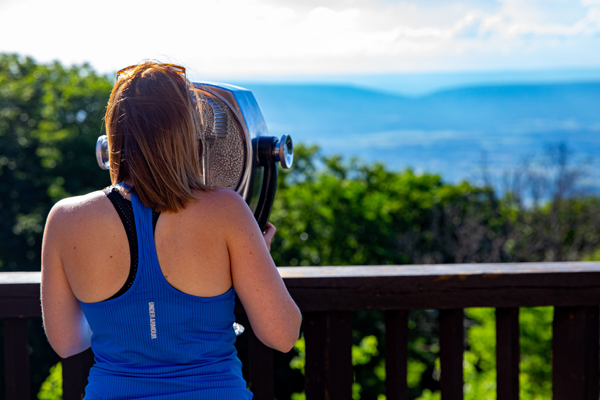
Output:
top-left (1, 0), bottom-right (600, 84)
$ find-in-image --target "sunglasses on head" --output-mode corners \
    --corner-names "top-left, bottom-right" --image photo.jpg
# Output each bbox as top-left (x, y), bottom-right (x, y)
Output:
top-left (116, 63), bottom-right (186, 82)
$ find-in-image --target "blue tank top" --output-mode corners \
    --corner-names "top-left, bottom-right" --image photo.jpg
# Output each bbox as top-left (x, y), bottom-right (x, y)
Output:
top-left (79, 191), bottom-right (252, 399)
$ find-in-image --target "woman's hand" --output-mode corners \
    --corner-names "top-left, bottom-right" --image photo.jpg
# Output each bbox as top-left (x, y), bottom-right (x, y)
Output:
top-left (263, 222), bottom-right (276, 252)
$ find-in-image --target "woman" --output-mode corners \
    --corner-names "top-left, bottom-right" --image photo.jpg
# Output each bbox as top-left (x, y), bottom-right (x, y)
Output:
top-left (41, 62), bottom-right (302, 399)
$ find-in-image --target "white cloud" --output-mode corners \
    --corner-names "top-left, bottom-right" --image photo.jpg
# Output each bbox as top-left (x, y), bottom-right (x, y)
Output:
top-left (0, 0), bottom-right (599, 77)
top-left (305, 7), bottom-right (360, 31)
top-left (471, 2), bottom-right (600, 37)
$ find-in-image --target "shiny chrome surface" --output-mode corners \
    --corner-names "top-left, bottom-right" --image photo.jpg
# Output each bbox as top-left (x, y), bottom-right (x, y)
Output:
top-left (190, 87), bottom-right (246, 190)
top-left (192, 82), bottom-right (270, 212)
top-left (272, 135), bottom-right (294, 169)
top-left (233, 322), bottom-right (245, 336)
top-left (96, 135), bottom-right (110, 170)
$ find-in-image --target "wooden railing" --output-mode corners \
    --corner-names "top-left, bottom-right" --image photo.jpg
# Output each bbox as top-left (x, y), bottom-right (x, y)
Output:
top-left (2, 262), bottom-right (600, 400)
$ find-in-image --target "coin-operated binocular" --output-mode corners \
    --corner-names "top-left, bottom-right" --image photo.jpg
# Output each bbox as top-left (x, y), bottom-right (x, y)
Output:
top-left (95, 82), bottom-right (293, 231)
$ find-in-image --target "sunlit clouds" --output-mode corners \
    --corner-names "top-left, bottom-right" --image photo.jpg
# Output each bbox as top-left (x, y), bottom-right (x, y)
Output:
top-left (0, 0), bottom-right (599, 78)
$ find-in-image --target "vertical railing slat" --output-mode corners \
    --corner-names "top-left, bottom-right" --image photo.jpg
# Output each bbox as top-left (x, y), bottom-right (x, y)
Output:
top-left (305, 311), bottom-right (353, 400)
top-left (4, 318), bottom-right (30, 400)
top-left (248, 328), bottom-right (274, 400)
top-left (583, 307), bottom-right (599, 400)
top-left (327, 311), bottom-right (353, 398)
top-left (305, 312), bottom-right (327, 400)
top-left (496, 307), bottom-right (520, 400)
top-left (62, 348), bottom-right (95, 400)
top-left (385, 310), bottom-right (408, 400)
top-left (552, 306), bottom-right (599, 400)
top-left (440, 309), bottom-right (464, 400)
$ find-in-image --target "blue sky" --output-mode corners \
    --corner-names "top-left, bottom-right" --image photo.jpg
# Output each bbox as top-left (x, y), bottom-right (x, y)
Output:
top-left (1, 0), bottom-right (599, 83)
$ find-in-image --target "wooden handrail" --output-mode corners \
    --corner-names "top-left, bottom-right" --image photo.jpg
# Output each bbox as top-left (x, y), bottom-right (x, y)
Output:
top-left (1, 262), bottom-right (600, 400)
top-left (4, 262), bottom-right (600, 312)
top-left (281, 262), bottom-right (600, 310)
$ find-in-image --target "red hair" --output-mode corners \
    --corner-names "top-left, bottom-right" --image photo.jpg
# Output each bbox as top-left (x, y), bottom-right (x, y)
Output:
top-left (105, 62), bottom-right (208, 212)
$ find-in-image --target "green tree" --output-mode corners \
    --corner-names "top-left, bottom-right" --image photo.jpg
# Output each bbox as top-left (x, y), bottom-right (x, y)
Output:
top-left (37, 362), bottom-right (62, 400)
top-left (0, 53), bottom-right (112, 272)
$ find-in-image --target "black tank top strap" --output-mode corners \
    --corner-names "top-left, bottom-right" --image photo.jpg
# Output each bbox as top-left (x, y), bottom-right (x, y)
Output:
top-left (102, 186), bottom-right (160, 301)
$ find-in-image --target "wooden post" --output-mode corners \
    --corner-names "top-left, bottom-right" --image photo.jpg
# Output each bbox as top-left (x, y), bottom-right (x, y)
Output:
top-left (496, 307), bottom-right (520, 400)
top-left (385, 310), bottom-right (408, 400)
top-left (304, 311), bottom-right (353, 400)
top-left (62, 348), bottom-right (94, 400)
top-left (248, 328), bottom-right (274, 400)
top-left (553, 306), bottom-right (599, 400)
top-left (440, 309), bottom-right (464, 400)
top-left (4, 318), bottom-right (30, 400)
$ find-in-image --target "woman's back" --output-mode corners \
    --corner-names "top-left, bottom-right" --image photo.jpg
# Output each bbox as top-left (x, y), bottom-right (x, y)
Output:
top-left (55, 186), bottom-right (234, 303)
top-left (64, 187), bottom-right (251, 399)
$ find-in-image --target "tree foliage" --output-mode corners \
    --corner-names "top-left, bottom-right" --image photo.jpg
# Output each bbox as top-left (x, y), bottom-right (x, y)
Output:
top-left (271, 143), bottom-right (600, 270)
top-left (0, 53), bottom-right (112, 272)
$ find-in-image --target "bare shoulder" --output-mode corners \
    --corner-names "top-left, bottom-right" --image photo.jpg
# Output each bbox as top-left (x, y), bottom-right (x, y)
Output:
top-left (43, 190), bottom-right (114, 261)
top-left (49, 190), bottom-right (109, 220)
top-left (185, 187), bottom-right (257, 236)
top-left (193, 187), bottom-right (246, 206)
top-left (190, 187), bottom-right (251, 218)
top-left (46, 190), bottom-right (113, 234)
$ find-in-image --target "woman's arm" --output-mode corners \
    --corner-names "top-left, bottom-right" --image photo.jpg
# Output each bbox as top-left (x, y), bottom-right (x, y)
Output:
top-left (41, 202), bottom-right (92, 358)
top-left (222, 191), bottom-right (301, 353)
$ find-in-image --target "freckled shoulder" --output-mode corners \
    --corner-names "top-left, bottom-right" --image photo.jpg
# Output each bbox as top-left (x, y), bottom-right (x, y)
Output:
top-left (189, 187), bottom-right (248, 215)
top-left (46, 190), bottom-right (117, 236)
top-left (185, 187), bottom-right (254, 233)
top-left (50, 190), bottom-right (111, 219)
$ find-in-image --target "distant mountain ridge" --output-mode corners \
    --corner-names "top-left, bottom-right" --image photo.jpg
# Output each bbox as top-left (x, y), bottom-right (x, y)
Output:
top-left (243, 81), bottom-right (600, 130)
top-left (227, 68), bottom-right (600, 96)
top-left (238, 81), bottom-right (600, 186)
